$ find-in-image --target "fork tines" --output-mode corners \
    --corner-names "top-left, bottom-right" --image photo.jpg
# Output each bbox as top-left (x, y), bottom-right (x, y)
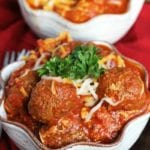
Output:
top-left (3, 51), bottom-right (16, 67)
top-left (3, 49), bottom-right (29, 67)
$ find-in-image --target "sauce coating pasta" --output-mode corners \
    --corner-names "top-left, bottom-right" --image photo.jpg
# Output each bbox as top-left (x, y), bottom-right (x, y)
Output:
top-left (27, 0), bottom-right (129, 23)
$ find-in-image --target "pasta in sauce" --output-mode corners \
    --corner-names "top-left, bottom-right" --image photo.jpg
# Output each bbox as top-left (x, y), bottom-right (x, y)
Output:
top-left (26, 0), bottom-right (129, 23)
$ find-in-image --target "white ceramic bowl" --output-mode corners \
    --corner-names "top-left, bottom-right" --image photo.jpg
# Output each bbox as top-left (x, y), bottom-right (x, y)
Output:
top-left (0, 42), bottom-right (150, 150)
top-left (18, 0), bottom-right (145, 43)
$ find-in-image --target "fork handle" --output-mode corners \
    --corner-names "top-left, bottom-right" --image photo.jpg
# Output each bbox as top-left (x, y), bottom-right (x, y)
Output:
top-left (0, 71), bottom-right (5, 91)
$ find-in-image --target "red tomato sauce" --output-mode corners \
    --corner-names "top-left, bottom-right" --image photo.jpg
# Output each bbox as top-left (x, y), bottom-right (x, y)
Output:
top-left (27, 0), bottom-right (129, 23)
top-left (4, 40), bottom-right (150, 148)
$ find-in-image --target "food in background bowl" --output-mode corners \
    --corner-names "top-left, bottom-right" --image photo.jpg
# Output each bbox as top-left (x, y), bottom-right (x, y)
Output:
top-left (1, 32), bottom-right (150, 149)
top-left (18, 0), bottom-right (145, 43)
top-left (26, 0), bottom-right (129, 23)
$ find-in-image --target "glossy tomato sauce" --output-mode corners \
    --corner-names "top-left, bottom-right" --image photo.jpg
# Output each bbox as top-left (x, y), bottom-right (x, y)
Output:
top-left (27, 0), bottom-right (129, 23)
top-left (4, 41), bottom-right (150, 148)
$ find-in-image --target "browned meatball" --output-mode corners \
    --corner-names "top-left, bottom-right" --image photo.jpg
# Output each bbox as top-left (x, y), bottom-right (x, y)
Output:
top-left (88, 105), bottom-right (144, 143)
top-left (39, 117), bottom-right (89, 148)
top-left (97, 67), bottom-right (146, 110)
top-left (7, 59), bottom-right (36, 87)
top-left (5, 71), bottom-right (39, 116)
top-left (28, 79), bottom-right (83, 124)
top-left (4, 70), bottom-right (40, 131)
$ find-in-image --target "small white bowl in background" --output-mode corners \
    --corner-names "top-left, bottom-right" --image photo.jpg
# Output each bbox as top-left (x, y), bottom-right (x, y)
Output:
top-left (18, 0), bottom-right (145, 43)
top-left (0, 42), bottom-right (149, 150)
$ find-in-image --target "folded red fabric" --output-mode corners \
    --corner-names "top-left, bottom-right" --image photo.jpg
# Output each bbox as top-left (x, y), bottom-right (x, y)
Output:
top-left (0, 0), bottom-right (150, 150)
top-left (116, 4), bottom-right (150, 85)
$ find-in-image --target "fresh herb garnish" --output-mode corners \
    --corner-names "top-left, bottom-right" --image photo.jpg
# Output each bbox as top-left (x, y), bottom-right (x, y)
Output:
top-left (38, 44), bottom-right (105, 79)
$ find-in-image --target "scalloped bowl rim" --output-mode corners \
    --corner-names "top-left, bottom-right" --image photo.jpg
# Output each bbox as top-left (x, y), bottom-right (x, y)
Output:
top-left (0, 41), bottom-right (150, 150)
top-left (20, 0), bottom-right (144, 28)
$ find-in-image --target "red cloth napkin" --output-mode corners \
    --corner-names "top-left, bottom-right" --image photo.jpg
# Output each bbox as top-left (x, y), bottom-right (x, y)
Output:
top-left (0, 0), bottom-right (150, 150)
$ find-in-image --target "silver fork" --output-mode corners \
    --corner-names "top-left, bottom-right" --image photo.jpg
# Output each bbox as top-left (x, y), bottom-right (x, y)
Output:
top-left (0, 49), bottom-right (30, 89)
top-left (3, 49), bottom-right (30, 67)
top-left (0, 49), bottom-right (30, 136)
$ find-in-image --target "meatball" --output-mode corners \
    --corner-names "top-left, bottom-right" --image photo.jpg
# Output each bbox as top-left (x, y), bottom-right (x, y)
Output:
top-left (28, 79), bottom-right (83, 124)
top-left (88, 105), bottom-right (143, 143)
top-left (4, 70), bottom-right (40, 131)
top-left (39, 117), bottom-right (89, 148)
top-left (88, 106), bottom-right (121, 143)
top-left (97, 67), bottom-right (146, 110)
top-left (5, 71), bottom-right (39, 116)
top-left (7, 59), bottom-right (36, 87)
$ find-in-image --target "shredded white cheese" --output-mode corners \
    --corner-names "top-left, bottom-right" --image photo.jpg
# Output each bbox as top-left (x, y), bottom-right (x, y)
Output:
top-left (19, 69), bottom-right (30, 78)
top-left (42, 76), bottom-right (63, 82)
top-left (85, 96), bottom-right (123, 122)
top-left (33, 53), bottom-right (49, 70)
top-left (98, 53), bottom-right (125, 69)
top-left (106, 59), bottom-right (116, 69)
top-left (109, 0), bottom-right (122, 6)
top-left (73, 78), bottom-right (99, 100)
top-left (42, 75), bottom-right (99, 101)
